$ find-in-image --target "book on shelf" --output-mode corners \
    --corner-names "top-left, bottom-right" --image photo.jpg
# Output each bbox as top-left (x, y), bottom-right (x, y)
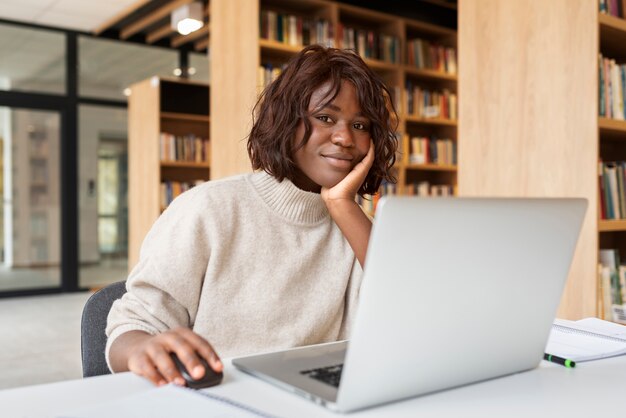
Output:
top-left (160, 180), bottom-right (207, 209)
top-left (336, 24), bottom-right (400, 64)
top-left (598, 248), bottom-right (626, 324)
top-left (598, 160), bottom-right (626, 220)
top-left (404, 181), bottom-right (454, 197)
top-left (160, 133), bottom-right (210, 163)
top-left (408, 136), bottom-right (456, 166)
top-left (356, 181), bottom-right (398, 217)
top-left (404, 82), bottom-right (457, 120)
top-left (257, 63), bottom-right (286, 90)
top-left (598, 53), bottom-right (626, 120)
top-left (406, 38), bottom-right (457, 75)
top-left (260, 10), bottom-right (334, 48)
top-left (599, 0), bottom-right (625, 18)
top-left (546, 317), bottom-right (626, 362)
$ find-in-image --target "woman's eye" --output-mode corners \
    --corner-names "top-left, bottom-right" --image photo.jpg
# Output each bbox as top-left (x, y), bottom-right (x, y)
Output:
top-left (316, 115), bottom-right (332, 123)
top-left (353, 122), bottom-right (368, 131)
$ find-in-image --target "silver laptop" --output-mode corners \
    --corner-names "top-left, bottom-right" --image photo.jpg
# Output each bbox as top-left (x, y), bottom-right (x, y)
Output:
top-left (233, 197), bottom-right (587, 413)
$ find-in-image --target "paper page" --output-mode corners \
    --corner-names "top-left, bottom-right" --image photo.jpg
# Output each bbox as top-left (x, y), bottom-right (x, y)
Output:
top-left (58, 384), bottom-right (274, 418)
top-left (546, 319), bottom-right (626, 362)
top-left (574, 317), bottom-right (626, 339)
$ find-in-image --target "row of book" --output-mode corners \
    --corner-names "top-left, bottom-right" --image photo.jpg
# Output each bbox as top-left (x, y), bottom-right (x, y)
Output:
top-left (598, 53), bottom-right (626, 120)
top-left (408, 136), bottom-right (456, 166)
top-left (598, 249), bottom-right (626, 324)
top-left (356, 181), bottom-right (398, 216)
top-left (407, 39), bottom-right (457, 75)
top-left (600, 0), bottom-right (624, 17)
top-left (260, 11), bottom-right (334, 48)
top-left (599, 161), bottom-right (626, 220)
top-left (336, 25), bottom-right (401, 64)
top-left (259, 10), bottom-right (456, 70)
top-left (404, 83), bottom-right (457, 120)
top-left (160, 133), bottom-right (210, 163)
top-left (258, 63), bottom-right (285, 90)
top-left (405, 181), bottom-right (454, 197)
top-left (356, 180), bottom-right (455, 215)
top-left (160, 180), bottom-right (206, 209)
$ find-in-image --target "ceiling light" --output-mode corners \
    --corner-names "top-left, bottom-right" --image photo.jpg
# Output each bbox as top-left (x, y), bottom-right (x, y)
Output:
top-left (173, 68), bottom-right (182, 76)
top-left (188, 67), bottom-right (197, 75)
top-left (123, 88), bottom-right (132, 97)
top-left (171, 2), bottom-right (204, 36)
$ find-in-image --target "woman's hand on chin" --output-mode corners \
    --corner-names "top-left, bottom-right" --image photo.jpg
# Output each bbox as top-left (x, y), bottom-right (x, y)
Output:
top-left (321, 140), bottom-right (375, 205)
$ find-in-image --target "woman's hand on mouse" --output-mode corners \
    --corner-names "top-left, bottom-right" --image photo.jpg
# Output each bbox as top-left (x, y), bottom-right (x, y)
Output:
top-left (321, 140), bottom-right (375, 205)
top-left (125, 327), bottom-right (222, 386)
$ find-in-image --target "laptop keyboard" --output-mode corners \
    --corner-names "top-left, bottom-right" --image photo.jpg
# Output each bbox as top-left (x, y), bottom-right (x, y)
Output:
top-left (300, 364), bottom-right (343, 388)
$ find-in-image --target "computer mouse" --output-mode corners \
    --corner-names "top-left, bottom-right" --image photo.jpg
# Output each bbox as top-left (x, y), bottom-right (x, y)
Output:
top-left (170, 352), bottom-right (223, 389)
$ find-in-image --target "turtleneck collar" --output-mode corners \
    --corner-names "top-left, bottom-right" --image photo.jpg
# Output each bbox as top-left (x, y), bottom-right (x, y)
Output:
top-left (248, 171), bottom-right (328, 224)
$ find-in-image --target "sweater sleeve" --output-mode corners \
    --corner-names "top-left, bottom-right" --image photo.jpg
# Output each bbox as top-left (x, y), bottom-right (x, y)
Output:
top-left (105, 188), bottom-right (211, 370)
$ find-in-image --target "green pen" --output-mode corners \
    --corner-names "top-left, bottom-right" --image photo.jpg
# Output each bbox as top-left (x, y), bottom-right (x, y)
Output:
top-left (544, 353), bottom-right (576, 368)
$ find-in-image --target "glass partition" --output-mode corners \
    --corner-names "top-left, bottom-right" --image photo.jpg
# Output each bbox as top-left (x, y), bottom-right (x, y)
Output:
top-left (78, 105), bottom-right (128, 288)
top-left (0, 107), bottom-right (61, 291)
top-left (0, 23), bottom-right (66, 95)
top-left (79, 36), bottom-right (179, 101)
top-left (189, 51), bottom-right (210, 83)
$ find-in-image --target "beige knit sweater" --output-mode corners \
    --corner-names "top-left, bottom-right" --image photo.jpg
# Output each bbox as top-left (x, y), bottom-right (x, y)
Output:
top-left (105, 171), bottom-right (363, 367)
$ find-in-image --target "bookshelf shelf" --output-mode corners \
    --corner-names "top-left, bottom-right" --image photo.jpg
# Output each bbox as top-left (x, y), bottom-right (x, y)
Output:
top-left (405, 163), bottom-right (457, 172)
top-left (161, 161), bottom-right (211, 168)
top-left (259, 38), bottom-right (302, 55)
top-left (599, 219), bottom-right (626, 232)
top-left (362, 58), bottom-right (399, 72)
top-left (405, 115), bottom-right (458, 126)
top-left (599, 117), bottom-right (626, 141)
top-left (404, 66), bottom-right (457, 82)
top-left (161, 112), bottom-right (210, 123)
top-left (405, 17), bottom-right (456, 36)
top-left (600, 13), bottom-right (626, 59)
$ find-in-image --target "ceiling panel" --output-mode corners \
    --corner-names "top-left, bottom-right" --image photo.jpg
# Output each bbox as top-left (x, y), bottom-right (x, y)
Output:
top-left (0, 0), bottom-right (141, 32)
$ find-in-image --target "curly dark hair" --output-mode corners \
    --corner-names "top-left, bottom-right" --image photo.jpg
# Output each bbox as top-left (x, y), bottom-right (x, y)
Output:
top-left (247, 44), bottom-right (398, 196)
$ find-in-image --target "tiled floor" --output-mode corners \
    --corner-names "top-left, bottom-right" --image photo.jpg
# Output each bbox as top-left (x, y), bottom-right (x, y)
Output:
top-left (0, 292), bottom-right (94, 390)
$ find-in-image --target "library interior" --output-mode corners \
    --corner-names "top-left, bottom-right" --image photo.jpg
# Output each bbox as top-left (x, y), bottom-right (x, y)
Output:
top-left (1, 0), bottom-right (626, 416)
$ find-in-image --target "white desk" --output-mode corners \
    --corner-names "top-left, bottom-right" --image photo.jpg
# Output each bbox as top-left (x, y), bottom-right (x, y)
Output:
top-left (2, 356), bottom-right (626, 418)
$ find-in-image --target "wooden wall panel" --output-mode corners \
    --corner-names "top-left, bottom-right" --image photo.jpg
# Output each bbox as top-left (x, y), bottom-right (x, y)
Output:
top-left (458, 0), bottom-right (598, 318)
top-left (128, 78), bottom-right (161, 269)
top-left (210, 0), bottom-right (259, 179)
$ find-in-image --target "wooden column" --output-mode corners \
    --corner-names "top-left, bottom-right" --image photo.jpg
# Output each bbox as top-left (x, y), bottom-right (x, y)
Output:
top-left (458, 0), bottom-right (598, 318)
top-left (210, 0), bottom-right (259, 179)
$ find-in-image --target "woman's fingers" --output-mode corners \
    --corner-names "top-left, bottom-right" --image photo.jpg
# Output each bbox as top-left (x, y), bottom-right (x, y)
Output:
top-left (127, 328), bottom-right (222, 386)
top-left (175, 327), bottom-right (223, 373)
top-left (128, 351), bottom-right (167, 386)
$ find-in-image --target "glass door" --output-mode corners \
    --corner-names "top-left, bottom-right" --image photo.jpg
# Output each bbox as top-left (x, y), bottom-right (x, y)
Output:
top-left (0, 106), bottom-right (62, 291)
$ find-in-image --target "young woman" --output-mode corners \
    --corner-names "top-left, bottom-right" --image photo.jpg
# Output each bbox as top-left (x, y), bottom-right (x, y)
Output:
top-left (106, 45), bottom-right (398, 387)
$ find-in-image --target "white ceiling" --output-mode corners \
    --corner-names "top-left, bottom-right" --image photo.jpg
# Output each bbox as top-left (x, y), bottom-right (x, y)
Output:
top-left (0, 0), bottom-right (142, 32)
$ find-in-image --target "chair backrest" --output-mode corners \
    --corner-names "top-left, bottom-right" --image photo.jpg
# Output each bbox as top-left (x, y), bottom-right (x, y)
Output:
top-left (81, 280), bottom-right (127, 378)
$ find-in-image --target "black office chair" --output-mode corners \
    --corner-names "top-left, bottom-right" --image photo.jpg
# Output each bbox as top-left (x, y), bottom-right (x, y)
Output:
top-left (80, 280), bottom-right (127, 377)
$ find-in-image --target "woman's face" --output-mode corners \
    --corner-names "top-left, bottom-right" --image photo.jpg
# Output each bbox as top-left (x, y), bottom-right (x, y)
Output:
top-left (291, 80), bottom-right (371, 193)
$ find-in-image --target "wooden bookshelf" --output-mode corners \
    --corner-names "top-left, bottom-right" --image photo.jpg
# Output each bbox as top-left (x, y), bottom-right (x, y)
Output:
top-left (128, 77), bottom-right (210, 269)
top-left (598, 6), bottom-right (626, 323)
top-left (212, 0), bottom-right (458, 198)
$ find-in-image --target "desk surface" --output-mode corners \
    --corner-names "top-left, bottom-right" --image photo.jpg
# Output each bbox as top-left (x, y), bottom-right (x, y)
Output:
top-left (3, 356), bottom-right (626, 418)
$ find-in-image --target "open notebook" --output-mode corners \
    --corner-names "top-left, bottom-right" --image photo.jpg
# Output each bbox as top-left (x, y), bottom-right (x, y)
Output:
top-left (546, 318), bottom-right (626, 362)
